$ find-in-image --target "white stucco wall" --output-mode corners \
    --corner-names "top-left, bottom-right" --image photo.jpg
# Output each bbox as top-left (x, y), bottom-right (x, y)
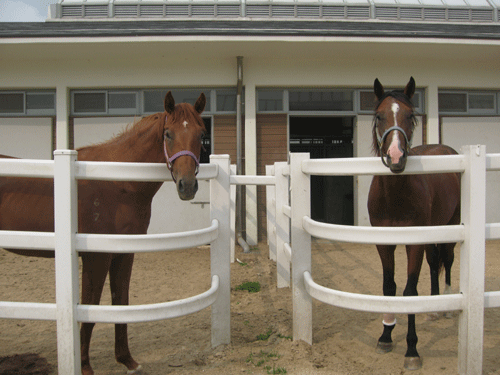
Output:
top-left (442, 116), bottom-right (500, 224)
top-left (0, 118), bottom-right (52, 159)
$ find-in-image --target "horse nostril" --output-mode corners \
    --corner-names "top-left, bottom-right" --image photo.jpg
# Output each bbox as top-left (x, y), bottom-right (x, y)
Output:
top-left (178, 179), bottom-right (185, 193)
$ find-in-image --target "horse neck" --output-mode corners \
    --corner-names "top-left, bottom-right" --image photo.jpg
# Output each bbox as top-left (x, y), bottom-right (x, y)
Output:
top-left (78, 115), bottom-right (166, 200)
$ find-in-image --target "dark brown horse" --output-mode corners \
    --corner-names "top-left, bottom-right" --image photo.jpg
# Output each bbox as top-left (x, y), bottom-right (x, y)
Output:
top-left (367, 77), bottom-right (460, 370)
top-left (0, 92), bottom-right (207, 375)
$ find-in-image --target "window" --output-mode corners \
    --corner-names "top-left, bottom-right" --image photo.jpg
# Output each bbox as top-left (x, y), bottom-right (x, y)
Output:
top-left (217, 89), bottom-right (237, 112)
top-left (289, 90), bottom-right (354, 111)
top-left (438, 92), bottom-right (467, 113)
top-left (438, 91), bottom-right (498, 115)
top-left (73, 92), bottom-right (107, 114)
top-left (0, 93), bottom-right (24, 114)
top-left (257, 90), bottom-right (283, 112)
top-left (469, 93), bottom-right (496, 114)
top-left (0, 91), bottom-right (56, 116)
top-left (143, 89), bottom-right (212, 114)
top-left (108, 92), bottom-right (138, 115)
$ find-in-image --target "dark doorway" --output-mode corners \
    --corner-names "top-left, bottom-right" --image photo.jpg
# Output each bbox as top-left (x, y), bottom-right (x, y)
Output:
top-left (290, 117), bottom-right (354, 225)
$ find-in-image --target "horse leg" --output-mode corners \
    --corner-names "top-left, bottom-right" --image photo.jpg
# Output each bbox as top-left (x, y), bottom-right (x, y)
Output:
top-left (376, 245), bottom-right (397, 354)
top-left (403, 244), bottom-right (425, 370)
top-left (425, 244), bottom-right (441, 321)
top-left (80, 254), bottom-right (113, 375)
top-left (441, 242), bottom-right (456, 318)
top-left (109, 253), bottom-right (142, 374)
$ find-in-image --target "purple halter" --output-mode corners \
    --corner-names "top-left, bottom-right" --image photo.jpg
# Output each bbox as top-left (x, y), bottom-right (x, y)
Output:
top-left (163, 117), bottom-right (200, 182)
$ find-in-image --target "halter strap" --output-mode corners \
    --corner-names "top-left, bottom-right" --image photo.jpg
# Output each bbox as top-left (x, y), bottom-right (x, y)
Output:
top-left (163, 116), bottom-right (200, 182)
top-left (377, 125), bottom-right (412, 168)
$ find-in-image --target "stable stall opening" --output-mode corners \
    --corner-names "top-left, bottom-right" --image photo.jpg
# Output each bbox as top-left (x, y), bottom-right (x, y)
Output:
top-left (290, 116), bottom-right (354, 225)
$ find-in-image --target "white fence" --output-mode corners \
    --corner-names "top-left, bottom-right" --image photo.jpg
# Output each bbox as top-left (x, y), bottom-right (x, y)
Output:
top-left (264, 146), bottom-right (500, 375)
top-left (0, 152), bottom-right (232, 374)
top-left (3, 146), bottom-right (500, 374)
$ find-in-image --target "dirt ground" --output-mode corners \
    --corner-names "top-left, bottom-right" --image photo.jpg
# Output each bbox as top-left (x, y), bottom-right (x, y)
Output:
top-left (1, 239), bottom-right (500, 375)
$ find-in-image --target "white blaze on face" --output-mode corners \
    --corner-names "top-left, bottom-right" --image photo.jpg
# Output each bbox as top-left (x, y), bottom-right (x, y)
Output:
top-left (183, 121), bottom-right (188, 128)
top-left (387, 103), bottom-right (403, 165)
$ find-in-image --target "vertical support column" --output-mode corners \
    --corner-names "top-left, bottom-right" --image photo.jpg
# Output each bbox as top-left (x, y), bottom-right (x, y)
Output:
top-left (54, 150), bottom-right (81, 374)
top-left (458, 145), bottom-right (486, 375)
top-left (290, 153), bottom-right (312, 344)
top-left (266, 164), bottom-right (277, 261)
top-left (425, 84), bottom-right (440, 144)
top-left (275, 162), bottom-right (290, 288)
top-left (230, 164), bottom-right (237, 263)
top-left (56, 86), bottom-right (70, 150)
top-left (210, 154), bottom-right (231, 347)
top-left (245, 83), bottom-right (258, 245)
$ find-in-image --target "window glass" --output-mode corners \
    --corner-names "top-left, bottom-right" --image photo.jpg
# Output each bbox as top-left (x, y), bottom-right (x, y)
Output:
top-left (217, 89), bottom-right (237, 112)
top-left (438, 92), bottom-right (467, 113)
top-left (26, 92), bottom-right (55, 111)
top-left (289, 90), bottom-right (353, 111)
top-left (469, 93), bottom-right (495, 111)
top-left (73, 92), bottom-right (106, 114)
top-left (258, 90), bottom-right (283, 112)
top-left (0, 93), bottom-right (24, 114)
top-left (108, 92), bottom-right (137, 111)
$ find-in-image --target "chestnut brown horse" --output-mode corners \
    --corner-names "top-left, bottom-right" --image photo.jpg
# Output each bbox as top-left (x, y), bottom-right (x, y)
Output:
top-left (367, 77), bottom-right (460, 370)
top-left (0, 91), bottom-right (207, 375)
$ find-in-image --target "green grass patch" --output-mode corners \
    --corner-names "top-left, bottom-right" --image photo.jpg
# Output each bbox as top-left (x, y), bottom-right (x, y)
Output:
top-left (235, 281), bottom-right (261, 293)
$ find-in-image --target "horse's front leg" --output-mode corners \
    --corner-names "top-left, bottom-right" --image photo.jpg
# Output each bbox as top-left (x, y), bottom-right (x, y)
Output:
top-left (80, 254), bottom-right (113, 375)
top-left (376, 244), bottom-right (397, 353)
top-left (403, 244), bottom-right (425, 370)
top-left (109, 253), bottom-right (142, 374)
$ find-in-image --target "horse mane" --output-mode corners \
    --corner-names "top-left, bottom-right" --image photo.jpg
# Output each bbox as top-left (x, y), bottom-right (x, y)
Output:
top-left (371, 90), bottom-right (418, 156)
top-left (77, 112), bottom-right (165, 161)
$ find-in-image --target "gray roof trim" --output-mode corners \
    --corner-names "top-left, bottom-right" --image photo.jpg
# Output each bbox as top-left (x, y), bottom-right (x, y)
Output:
top-left (1, 20), bottom-right (500, 40)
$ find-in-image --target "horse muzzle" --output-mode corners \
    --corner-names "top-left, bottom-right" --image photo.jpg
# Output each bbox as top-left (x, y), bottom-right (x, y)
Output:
top-left (176, 175), bottom-right (198, 200)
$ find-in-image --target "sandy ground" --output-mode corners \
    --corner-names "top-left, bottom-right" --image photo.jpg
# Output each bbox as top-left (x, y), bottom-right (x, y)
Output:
top-left (1, 239), bottom-right (500, 375)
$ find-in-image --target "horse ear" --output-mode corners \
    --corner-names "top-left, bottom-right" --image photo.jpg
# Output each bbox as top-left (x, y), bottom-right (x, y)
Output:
top-left (374, 78), bottom-right (384, 101)
top-left (164, 91), bottom-right (175, 114)
top-left (194, 93), bottom-right (206, 114)
top-left (404, 77), bottom-right (416, 99)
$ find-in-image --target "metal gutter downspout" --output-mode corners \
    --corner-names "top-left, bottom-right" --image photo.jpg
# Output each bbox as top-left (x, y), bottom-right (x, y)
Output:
top-left (236, 56), bottom-right (250, 253)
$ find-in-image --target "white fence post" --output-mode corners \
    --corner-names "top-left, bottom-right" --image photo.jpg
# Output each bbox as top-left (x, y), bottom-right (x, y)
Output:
top-left (290, 153), bottom-right (312, 344)
top-left (53, 150), bottom-right (81, 375)
top-left (266, 164), bottom-right (277, 262)
top-left (210, 155), bottom-right (231, 347)
top-left (458, 145), bottom-right (486, 375)
top-left (275, 162), bottom-right (291, 288)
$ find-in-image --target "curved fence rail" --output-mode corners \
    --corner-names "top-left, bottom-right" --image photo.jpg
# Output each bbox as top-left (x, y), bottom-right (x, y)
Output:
top-left (287, 146), bottom-right (495, 375)
top-left (0, 152), bottom-right (231, 375)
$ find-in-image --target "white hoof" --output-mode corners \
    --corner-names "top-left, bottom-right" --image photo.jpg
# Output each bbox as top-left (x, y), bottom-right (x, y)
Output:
top-left (127, 365), bottom-right (143, 375)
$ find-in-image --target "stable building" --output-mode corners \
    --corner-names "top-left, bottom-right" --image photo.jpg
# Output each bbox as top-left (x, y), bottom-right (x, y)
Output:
top-left (1, 0), bottom-right (500, 245)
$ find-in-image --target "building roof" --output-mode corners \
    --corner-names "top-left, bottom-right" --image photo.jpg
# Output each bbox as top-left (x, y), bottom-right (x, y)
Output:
top-left (1, 19), bottom-right (500, 41)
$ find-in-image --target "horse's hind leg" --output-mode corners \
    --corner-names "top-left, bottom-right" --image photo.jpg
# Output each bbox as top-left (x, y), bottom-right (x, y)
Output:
top-left (109, 253), bottom-right (142, 374)
top-left (80, 254), bottom-right (113, 375)
top-left (425, 244), bottom-right (441, 321)
top-left (376, 245), bottom-right (397, 354)
top-left (441, 242), bottom-right (456, 318)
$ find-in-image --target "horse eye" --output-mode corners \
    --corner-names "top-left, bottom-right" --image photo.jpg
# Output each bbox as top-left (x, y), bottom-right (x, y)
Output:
top-left (164, 130), bottom-right (173, 140)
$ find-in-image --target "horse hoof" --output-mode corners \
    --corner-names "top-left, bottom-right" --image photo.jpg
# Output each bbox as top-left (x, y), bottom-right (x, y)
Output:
top-left (127, 365), bottom-right (145, 375)
top-left (376, 341), bottom-right (393, 354)
top-left (404, 356), bottom-right (422, 370)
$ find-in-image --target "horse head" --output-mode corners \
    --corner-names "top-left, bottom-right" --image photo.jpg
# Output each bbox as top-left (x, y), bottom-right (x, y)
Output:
top-left (163, 91), bottom-right (207, 200)
top-left (372, 77), bottom-right (417, 173)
